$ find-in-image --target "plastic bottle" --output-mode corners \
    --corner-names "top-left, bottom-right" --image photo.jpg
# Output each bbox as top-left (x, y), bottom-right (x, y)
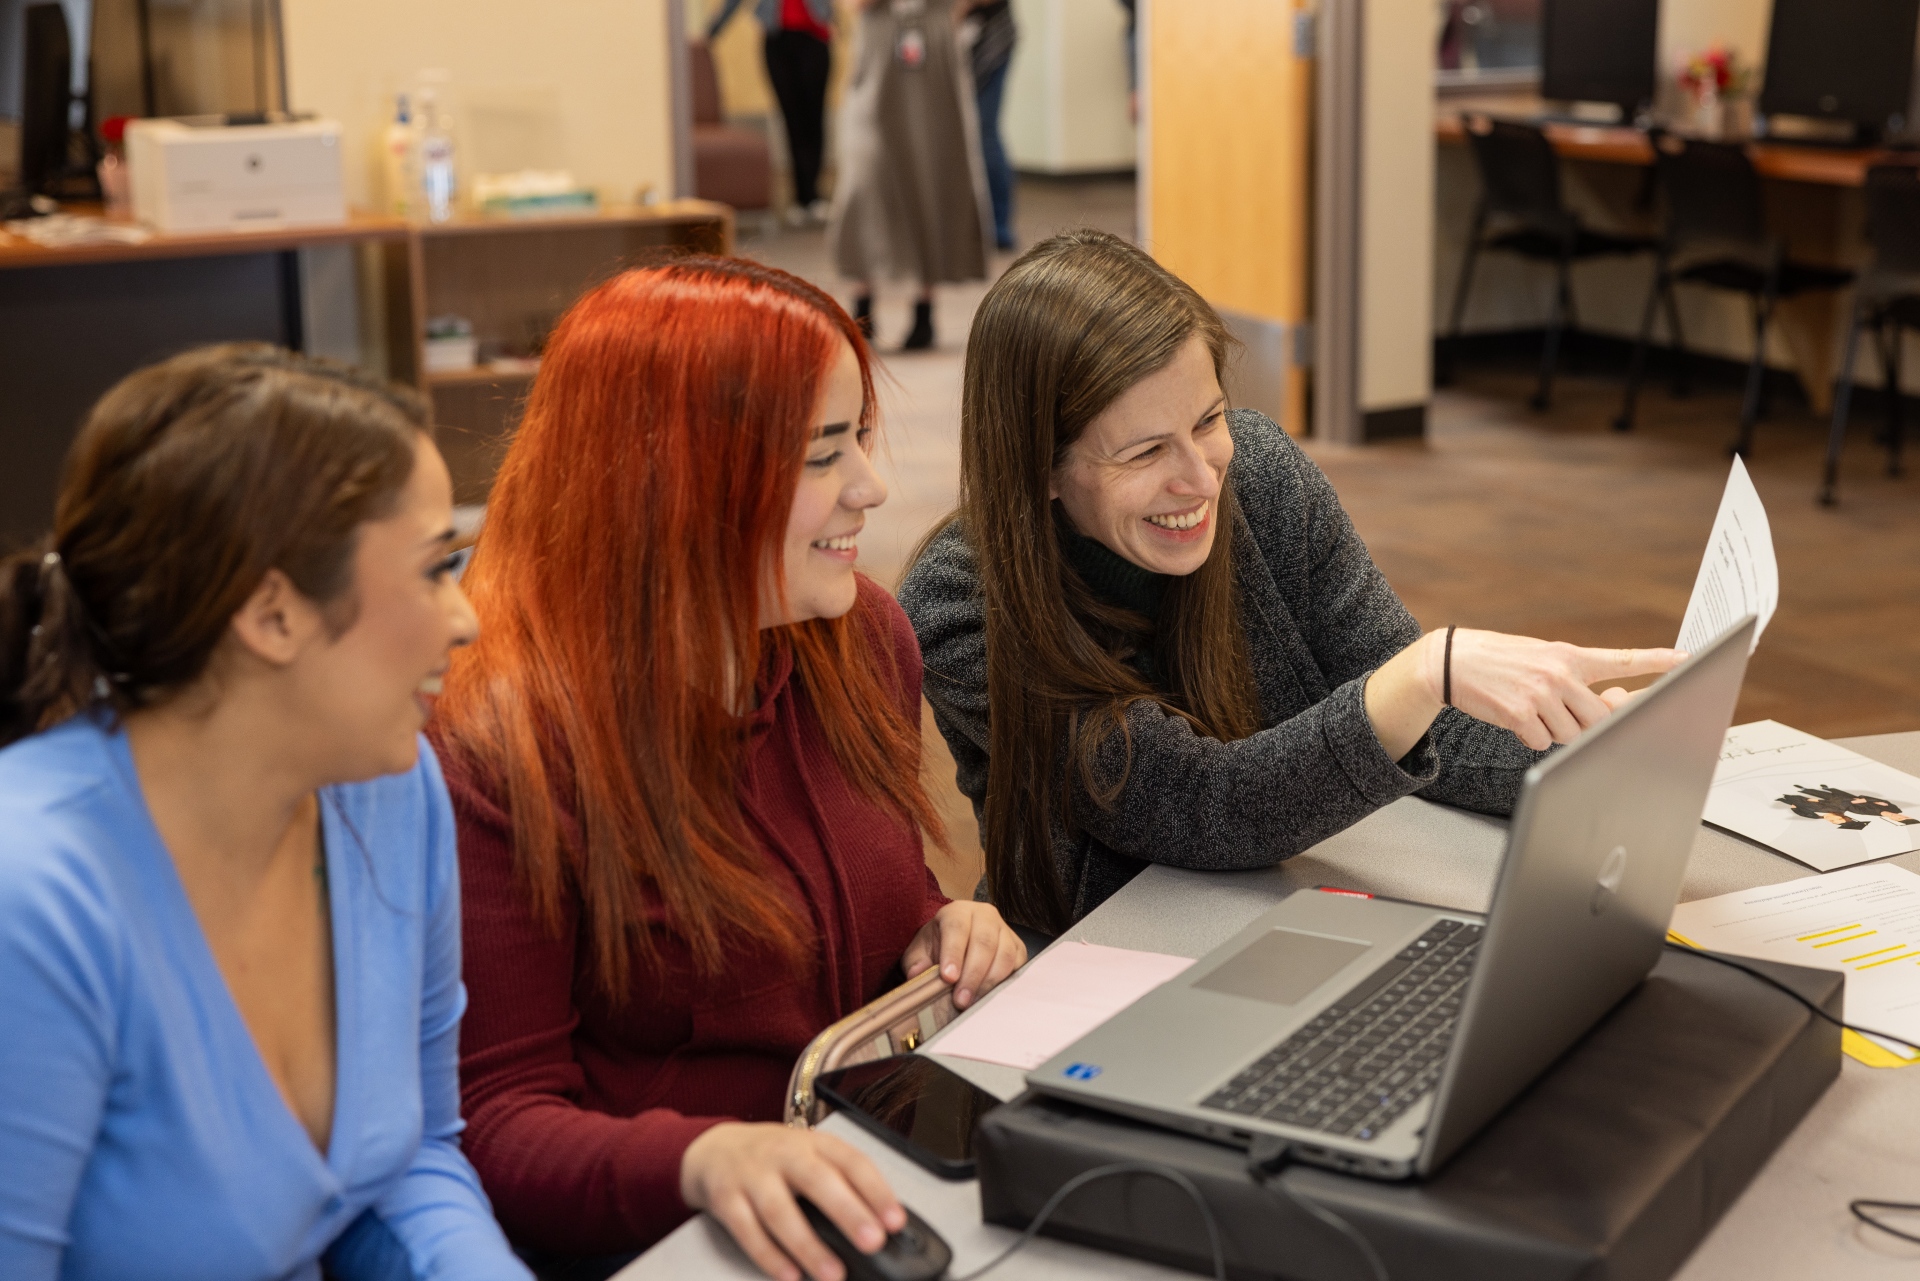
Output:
top-left (416, 89), bottom-right (456, 223)
top-left (380, 93), bottom-right (418, 219)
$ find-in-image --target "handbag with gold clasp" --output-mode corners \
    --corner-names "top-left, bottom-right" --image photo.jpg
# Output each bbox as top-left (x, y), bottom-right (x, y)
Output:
top-left (784, 966), bottom-right (959, 1128)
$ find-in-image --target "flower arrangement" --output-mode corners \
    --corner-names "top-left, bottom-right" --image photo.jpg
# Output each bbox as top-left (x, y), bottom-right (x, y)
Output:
top-left (1678, 45), bottom-right (1753, 105)
top-left (1677, 45), bottom-right (1754, 138)
top-left (97, 115), bottom-right (137, 218)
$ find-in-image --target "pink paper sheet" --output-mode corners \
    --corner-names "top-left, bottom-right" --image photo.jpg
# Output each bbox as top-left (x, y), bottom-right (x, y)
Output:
top-left (931, 940), bottom-right (1196, 1071)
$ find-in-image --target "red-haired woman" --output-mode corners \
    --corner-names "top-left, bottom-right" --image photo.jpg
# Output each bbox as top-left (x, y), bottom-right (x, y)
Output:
top-left (429, 258), bottom-right (1024, 1281)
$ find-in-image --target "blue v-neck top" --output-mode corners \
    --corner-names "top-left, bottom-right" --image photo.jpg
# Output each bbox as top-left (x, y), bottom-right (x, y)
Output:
top-left (0, 713), bottom-right (530, 1281)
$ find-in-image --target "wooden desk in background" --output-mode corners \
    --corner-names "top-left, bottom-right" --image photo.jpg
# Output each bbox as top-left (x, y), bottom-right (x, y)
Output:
top-left (1433, 113), bottom-right (1897, 187)
top-left (0, 201), bottom-right (733, 547)
top-left (0, 209), bottom-right (413, 267)
top-left (400, 203), bottom-right (732, 504)
top-left (1435, 106), bottom-right (1895, 410)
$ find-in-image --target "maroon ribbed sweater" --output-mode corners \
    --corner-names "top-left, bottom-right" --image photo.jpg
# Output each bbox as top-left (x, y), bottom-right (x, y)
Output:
top-left (441, 582), bottom-right (947, 1256)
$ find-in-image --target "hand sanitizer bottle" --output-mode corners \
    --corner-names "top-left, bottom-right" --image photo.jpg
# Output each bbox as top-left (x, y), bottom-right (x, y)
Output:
top-left (417, 89), bottom-right (456, 223)
top-left (381, 93), bottom-right (418, 219)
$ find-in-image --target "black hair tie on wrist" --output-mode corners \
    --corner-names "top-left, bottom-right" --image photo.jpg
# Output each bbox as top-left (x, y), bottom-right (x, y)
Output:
top-left (1443, 625), bottom-right (1456, 709)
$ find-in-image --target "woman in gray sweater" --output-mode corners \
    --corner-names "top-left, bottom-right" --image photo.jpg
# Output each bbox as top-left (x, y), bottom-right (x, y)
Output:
top-left (898, 230), bottom-right (1684, 934)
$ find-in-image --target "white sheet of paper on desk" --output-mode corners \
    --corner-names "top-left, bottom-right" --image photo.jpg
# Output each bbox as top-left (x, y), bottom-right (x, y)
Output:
top-left (930, 941), bottom-right (1195, 1071)
top-left (1676, 456), bottom-right (1777, 655)
top-left (1670, 864), bottom-right (1920, 1060)
top-left (1703, 721), bottom-right (1920, 872)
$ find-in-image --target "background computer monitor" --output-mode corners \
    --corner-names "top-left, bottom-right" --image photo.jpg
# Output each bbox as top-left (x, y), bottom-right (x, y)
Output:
top-left (86, 0), bottom-right (286, 124)
top-left (1540, 0), bottom-right (1659, 118)
top-left (0, 0), bottom-right (88, 192)
top-left (1761, 0), bottom-right (1920, 136)
top-left (2, 0), bottom-right (284, 189)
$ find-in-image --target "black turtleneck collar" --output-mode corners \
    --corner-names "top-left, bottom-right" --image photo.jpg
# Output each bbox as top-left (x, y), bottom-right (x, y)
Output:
top-left (1055, 506), bottom-right (1170, 619)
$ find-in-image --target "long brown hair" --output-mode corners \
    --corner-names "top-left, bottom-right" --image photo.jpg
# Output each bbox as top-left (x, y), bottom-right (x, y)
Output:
top-left (951, 229), bottom-right (1260, 933)
top-left (429, 257), bottom-right (945, 999)
top-left (0, 344), bottom-right (426, 748)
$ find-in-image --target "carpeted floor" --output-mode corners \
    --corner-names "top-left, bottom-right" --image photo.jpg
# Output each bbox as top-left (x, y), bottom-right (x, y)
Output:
top-left (1318, 363), bottom-right (1920, 741)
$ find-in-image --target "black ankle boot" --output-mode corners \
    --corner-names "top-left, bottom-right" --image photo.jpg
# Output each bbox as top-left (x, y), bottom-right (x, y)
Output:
top-left (901, 299), bottom-right (934, 351)
top-left (852, 294), bottom-right (874, 339)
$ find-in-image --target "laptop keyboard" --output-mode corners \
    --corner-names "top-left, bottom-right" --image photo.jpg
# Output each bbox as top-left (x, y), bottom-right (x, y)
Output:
top-left (1201, 918), bottom-right (1483, 1141)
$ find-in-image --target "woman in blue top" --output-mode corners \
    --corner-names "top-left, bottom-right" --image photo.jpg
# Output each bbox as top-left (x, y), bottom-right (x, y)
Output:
top-left (0, 345), bottom-right (529, 1281)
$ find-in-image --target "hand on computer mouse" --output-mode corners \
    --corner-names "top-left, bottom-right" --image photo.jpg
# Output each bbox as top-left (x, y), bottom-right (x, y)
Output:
top-left (680, 1121), bottom-right (906, 1281)
top-left (799, 1196), bottom-right (953, 1281)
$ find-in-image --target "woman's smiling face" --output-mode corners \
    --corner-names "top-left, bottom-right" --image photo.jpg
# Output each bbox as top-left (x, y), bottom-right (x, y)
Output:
top-left (1049, 335), bottom-right (1232, 577)
top-left (764, 339), bottom-right (887, 627)
top-left (287, 435), bottom-right (478, 781)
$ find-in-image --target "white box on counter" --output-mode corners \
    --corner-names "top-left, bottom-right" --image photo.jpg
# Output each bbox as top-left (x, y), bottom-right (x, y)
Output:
top-left (126, 118), bottom-right (346, 234)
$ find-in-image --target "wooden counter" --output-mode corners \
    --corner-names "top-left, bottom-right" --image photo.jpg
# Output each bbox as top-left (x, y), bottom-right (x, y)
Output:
top-left (0, 200), bottom-right (735, 543)
top-left (0, 209), bottom-right (412, 270)
top-left (1435, 110), bottom-right (1897, 187)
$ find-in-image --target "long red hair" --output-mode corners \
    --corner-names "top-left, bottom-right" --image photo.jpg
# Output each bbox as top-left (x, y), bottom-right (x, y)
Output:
top-left (432, 256), bottom-right (942, 997)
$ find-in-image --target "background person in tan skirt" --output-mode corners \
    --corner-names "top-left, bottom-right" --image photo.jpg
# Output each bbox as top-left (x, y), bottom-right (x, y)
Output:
top-left (829, 0), bottom-right (992, 350)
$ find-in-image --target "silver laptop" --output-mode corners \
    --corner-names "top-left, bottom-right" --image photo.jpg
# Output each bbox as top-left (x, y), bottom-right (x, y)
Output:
top-left (1031, 616), bottom-right (1755, 1180)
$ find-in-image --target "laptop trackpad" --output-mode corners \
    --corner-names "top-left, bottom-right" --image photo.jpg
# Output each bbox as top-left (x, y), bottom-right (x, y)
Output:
top-left (1193, 928), bottom-right (1372, 1005)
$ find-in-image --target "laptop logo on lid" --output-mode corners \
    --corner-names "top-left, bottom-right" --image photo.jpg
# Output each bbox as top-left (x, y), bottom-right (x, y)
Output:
top-left (1592, 845), bottom-right (1628, 915)
top-left (1064, 1063), bottom-right (1102, 1081)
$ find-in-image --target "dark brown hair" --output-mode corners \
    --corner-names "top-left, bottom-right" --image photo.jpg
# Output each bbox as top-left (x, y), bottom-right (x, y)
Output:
top-left (0, 343), bottom-right (427, 747)
top-left (946, 229), bottom-right (1261, 933)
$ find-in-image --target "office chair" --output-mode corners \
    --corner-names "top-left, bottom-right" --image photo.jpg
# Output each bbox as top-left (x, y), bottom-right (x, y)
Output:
top-left (688, 41), bottom-right (774, 215)
top-left (1613, 133), bottom-right (1853, 455)
top-left (1443, 116), bottom-right (1656, 410)
top-left (1820, 164), bottom-right (1920, 505)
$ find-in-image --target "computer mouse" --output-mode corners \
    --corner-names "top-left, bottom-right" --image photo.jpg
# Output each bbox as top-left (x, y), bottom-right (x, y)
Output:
top-left (797, 1196), bottom-right (953, 1281)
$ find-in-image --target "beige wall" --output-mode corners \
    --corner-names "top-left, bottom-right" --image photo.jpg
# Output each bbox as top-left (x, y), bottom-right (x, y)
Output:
top-left (282, 0), bottom-right (676, 211)
top-left (1656, 0), bottom-right (1771, 117)
top-left (1004, 0), bottom-right (1135, 174)
top-left (1360, 0), bottom-right (1436, 411)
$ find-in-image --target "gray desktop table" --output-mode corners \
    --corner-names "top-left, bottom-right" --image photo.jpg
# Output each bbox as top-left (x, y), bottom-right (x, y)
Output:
top-left (622, 733), bottom-right (1920, 1279)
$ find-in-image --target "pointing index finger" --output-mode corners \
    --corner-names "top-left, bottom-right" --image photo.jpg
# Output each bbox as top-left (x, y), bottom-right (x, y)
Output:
top-left (1576, 646), bottom-right (1688, 684)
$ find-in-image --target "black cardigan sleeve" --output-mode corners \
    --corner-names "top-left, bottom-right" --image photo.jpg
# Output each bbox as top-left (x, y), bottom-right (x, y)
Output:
top-left (1229, 411), bottom-right (1543, 819)
top-left (897, 523), bottom-right (994, 833)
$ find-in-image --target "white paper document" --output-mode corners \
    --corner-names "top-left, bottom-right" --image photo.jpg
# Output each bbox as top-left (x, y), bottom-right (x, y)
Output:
top-left (1703, 720), bottom-right (1920, 872)
top-left (1671, 864), bottom-right (1920, 1059)
top-left (1676, 456), bottom-right (1777, 654)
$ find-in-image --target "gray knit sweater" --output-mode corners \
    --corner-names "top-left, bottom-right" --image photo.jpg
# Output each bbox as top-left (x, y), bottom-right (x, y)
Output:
top-left (898, 408), bottom-right (1544, 925)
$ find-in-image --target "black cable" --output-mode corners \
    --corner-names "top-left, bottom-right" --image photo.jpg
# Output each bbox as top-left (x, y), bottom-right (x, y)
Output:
top-left (1851, 1198), bottom-right (1920, 1245)
top-left (1666, 940), bottom-right (1920, 1251)
top-left (954, 1145), bottom-right (1395, 1281)
top-left (1660, 940), bottom-right (1920, 1056)
top-left (1248, 1137), bottom-right (1390, 1281)
top-left (950, 1160), bottom-right (1226, 1281)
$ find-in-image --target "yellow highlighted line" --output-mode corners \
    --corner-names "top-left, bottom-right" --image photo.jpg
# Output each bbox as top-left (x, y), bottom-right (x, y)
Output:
top-left (1845, 944), bottom-right (1909, 962)
top-left (1857, 951), bottom-right (1920, 970)
top-left (1814, 931), bottom-right (1878, 948)
top-left (1800, 923), bottom-right (1865, 941)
